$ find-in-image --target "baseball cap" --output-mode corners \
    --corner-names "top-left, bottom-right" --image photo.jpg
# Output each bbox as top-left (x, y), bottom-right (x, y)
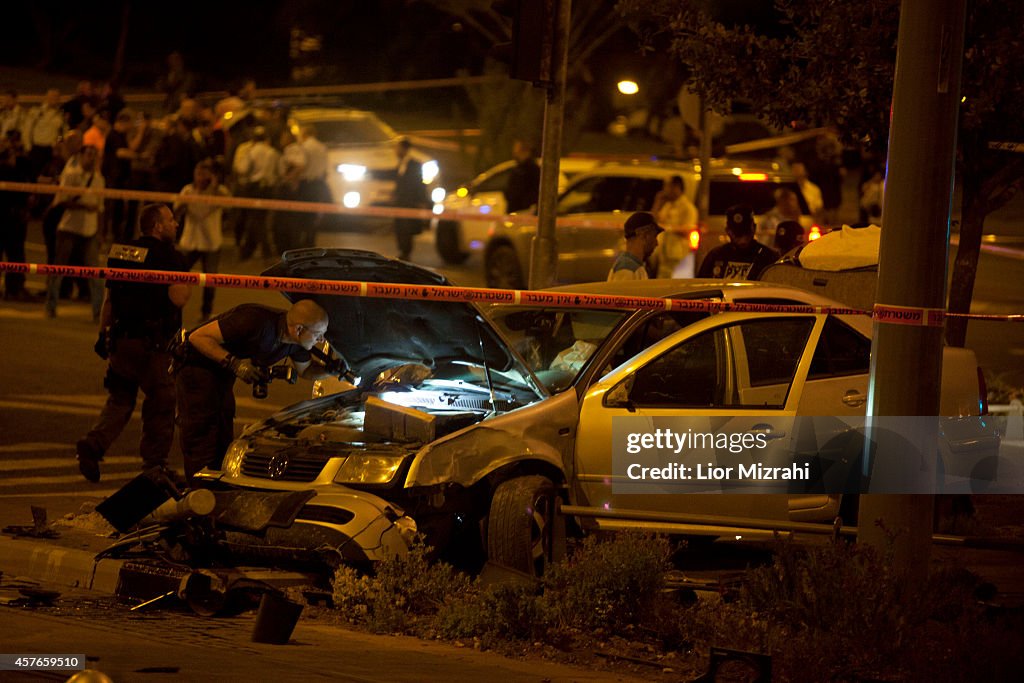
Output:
top-left (725, 204), bottom-right (755, 234)
top-left (624, 211), bottom-right (664, 239)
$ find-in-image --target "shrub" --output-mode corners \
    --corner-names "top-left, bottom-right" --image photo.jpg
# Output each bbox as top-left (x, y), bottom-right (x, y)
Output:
top-left (331, 538), bottom-right (471, 633)
top-left (544, 533), bottom-right (671, 632)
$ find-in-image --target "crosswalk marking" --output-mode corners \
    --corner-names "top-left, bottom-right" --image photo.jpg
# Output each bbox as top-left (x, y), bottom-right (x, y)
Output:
top-left (2, 471), bottom-right (138, 487)
top-left (0, 442), bottom-right (68, 453)
top-left (0, 455), bottom-right (139, 472)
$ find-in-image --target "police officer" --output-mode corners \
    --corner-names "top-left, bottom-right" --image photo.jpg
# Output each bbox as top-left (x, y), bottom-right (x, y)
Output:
top-left (76, 203), bottom-right (191, 483)
top-left (175, 299), bottom-right (335, 480)
top-left (697, 204), bottom-right (780, 281)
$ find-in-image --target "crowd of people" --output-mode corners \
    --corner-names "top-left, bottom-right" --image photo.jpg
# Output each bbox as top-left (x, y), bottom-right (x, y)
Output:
top-left (0, 75), bottom-right (331, 315)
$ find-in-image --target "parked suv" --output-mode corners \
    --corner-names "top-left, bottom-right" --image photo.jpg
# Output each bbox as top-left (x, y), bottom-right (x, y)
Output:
top-left (288, 108), bottom-right (440, 212)
top-left (482, 158), bottom-right (813, 288)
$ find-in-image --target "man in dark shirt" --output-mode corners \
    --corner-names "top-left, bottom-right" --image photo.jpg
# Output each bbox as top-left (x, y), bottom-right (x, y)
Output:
top-left (176, 299), bottom-right (333, 479)
top-left (76, 203), bottom-right (191, 482)
top-left (393, 138), bottom-right (428, 261)
top-left (697, 204), bottom-right (780, 281)
top-left (504, 139), bottom-right (540, 214)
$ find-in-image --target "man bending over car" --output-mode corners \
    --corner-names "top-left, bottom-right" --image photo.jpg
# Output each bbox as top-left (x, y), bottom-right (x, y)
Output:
top-left (175, 299), bottom-right (335, 480)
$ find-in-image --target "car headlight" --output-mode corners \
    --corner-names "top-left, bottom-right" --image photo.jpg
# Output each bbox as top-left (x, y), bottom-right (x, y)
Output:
top-left (421, 160), bottom-right (439, 184)
top-left (431, 186), bottom-right (446, 203)
top-left (337, 164), bottom-right (367, 182)
top-left (333, 454), bottom-right (405, 485)
top-left (223, 440), bottom-right (249, 477)
top-left (343, 191), bottom-right (361, 208)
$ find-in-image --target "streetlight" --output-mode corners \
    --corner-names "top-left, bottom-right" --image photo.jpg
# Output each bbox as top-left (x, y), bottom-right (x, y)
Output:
top-left (617, 80), bottom-right (639, 95)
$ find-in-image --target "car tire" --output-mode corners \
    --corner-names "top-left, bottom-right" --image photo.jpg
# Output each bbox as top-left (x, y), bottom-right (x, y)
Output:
top-left (485, 243), bottom-right (524, 289)
top-left (487, 475), bottom-right (564, 576)
top-left (436, 220), bottom-right (470, 265)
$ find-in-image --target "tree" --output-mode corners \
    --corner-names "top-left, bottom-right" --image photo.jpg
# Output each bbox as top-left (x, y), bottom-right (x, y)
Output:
top-left (619, 0), bottom-right (1024, 346)
top-left (423, 0), bottom-right (626, 171)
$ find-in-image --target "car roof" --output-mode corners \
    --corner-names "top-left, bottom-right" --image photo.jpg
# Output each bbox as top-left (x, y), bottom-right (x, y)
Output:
top-left (572, 157), bottom-right (794, 180)
top-left (545, 278), bottom-right (855, 308)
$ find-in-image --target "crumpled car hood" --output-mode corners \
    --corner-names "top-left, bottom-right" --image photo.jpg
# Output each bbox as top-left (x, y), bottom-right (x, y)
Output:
top-left (262, 249), bottom-right (519, 380)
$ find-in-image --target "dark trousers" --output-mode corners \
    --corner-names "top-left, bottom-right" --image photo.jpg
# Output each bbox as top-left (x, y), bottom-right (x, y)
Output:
top-left (394, 218), bottom-right (425, 260)
top-left (80, 339), bottom-right (176, 468)
top-left (296, 178), bottom-right (330, 249)
top-left (0, 209), bottom-right (27, 294)
top-left (183, 249), bottom-right (221, 318)
top-left (238, 183), bottom-right (273, 259)
top-left (176, 363), bottom-right (236, 479)
top-left (46, 231), bottom-right (103, 318)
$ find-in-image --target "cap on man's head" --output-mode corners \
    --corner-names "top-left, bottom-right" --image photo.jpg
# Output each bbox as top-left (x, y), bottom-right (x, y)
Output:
top-left (624, 211), bottom-right (664, 239)
top-left (725, 204), bottom-right (755, 235)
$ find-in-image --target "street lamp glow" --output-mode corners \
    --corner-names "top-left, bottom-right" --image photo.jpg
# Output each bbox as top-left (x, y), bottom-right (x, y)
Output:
top-left (617, 80), bottom-right (639, 95)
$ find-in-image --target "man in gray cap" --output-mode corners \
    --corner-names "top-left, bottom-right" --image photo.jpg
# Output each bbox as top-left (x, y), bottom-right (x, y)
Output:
top-left (697, 204), bottom-right (779, 280)
top-left (607, 211), bottom-right (664, 281)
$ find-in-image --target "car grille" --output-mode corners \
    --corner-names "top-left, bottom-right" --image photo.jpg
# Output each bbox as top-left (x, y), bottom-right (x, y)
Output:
top-left (241, 449), bottom-right (332, 482)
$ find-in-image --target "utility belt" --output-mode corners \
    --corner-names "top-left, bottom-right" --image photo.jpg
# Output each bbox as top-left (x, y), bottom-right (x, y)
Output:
top-left (167, 327), bottom-right (226, 375)
top-left (110, 319), bottom-right (175, 353)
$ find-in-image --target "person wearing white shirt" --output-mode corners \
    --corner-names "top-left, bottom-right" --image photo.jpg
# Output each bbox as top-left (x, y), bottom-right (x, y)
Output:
top-left (176, 160), bottom-right (231, 320)
top-left (273, 129), bottom-right (306, 252)
top-left (296, 124), bottom-right (330, 249)
top-left (791, 161), bottom-right (823, 222)
top-left (232, 127), bottom-right (279, 260)
top-left (24, 89), bottom-right (67, 177)
top-left (46, 145), bottom-right (105, 319)
top-left (652, 175), bottom-right (698, 278)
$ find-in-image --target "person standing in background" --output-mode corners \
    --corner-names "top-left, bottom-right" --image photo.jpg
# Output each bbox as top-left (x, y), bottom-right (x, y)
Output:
top-left (607, 211), bottom-right (664, 281)
top-left (46, 144), bottom-right (105, 320)
top-left (25, 89), bottom-right (67, 182)
top-left (296, 124), bottom-right (329, 249)
top-left (392, 138), bottom-right (428, 261)
top-left (503, 139), bottom-right (540, 213)
top-left (176, 160), bottom-right (231, 322)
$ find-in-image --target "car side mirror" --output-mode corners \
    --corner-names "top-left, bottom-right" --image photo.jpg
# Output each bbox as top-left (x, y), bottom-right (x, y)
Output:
top-left (604, 376), bottom-right (635, 411)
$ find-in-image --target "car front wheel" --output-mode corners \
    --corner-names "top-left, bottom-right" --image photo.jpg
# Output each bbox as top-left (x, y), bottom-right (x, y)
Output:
top-left (485, 244), bottom-right (524, 289)
top-left (487, 475), bottom-right (564, 577)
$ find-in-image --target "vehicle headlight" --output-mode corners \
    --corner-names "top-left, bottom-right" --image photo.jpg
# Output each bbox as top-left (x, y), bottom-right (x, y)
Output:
top-left (431, 186), bottom-right (446, 203)
top-left (223, 440), bottom-right (249, 477)
top-left (343, 191), bottom-right (361, 208)
top-left (333, 454), bottom-right (405, 485)
top-left (421, 160), bottom-right (439, 184)
top-left (337, 164), bottom-right (367, 182)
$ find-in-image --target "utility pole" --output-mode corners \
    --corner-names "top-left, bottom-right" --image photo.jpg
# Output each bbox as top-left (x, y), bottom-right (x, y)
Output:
top-left (528, 0), bottom-right (570, 290)
top-left (859, 0), bottom-right (966, 583)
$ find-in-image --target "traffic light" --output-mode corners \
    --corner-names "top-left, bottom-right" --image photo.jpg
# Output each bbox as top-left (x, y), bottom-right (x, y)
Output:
top-left (492, 0), bottom-right (554, 84)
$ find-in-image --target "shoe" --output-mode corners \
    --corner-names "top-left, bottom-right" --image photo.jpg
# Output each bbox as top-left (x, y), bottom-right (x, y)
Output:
top-left (76, 439), bottom-right (102, 483)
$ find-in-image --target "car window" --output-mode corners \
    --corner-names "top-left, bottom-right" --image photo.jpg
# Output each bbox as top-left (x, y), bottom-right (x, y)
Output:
top-left (475, 168), bottom-right (511, 194)
top-left (605, 311), bottom-right (710, 373)
top-left (557, 176), bottom-right (663, 215)
top-left (808, 317), bottom-right (872, 379)
top-left (709, 180), bottom-right (810, 215)
top-left (628, 317), bottom-right (813, 408)
top-left (301, 118), bottom-right (393, 144)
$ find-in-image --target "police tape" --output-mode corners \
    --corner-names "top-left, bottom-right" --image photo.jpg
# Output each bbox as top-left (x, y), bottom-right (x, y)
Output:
top-left (3, 260), bottom-right (1022, 322)
top-left (0, 180), bottom-right (624, 229)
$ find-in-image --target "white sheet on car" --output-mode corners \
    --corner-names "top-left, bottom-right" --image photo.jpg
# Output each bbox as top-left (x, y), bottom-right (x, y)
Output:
top-left (799, 225), bottom-right (881, 271)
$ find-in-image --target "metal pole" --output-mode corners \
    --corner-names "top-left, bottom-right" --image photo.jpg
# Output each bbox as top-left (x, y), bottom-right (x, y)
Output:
top-left (696, 98), bottom-right (712, 222)
top-left (528, 0), bottom-right (571, 290)
top-left (860, 0), bottom-right (967, 583)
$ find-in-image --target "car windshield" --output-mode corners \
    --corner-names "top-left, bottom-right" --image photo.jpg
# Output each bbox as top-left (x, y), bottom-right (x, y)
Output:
top-left (303, 117), bottom-right (394, 145)
top-left (486, 306), bottom-right (632, 392)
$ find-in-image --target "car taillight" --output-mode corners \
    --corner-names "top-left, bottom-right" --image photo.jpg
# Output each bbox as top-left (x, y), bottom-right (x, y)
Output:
top-left (808, 225), bottom-right (822, 241)
top-left (688, 229), bottom-right (701, 251)
top-left (977, 366), bottom-right (989, 415)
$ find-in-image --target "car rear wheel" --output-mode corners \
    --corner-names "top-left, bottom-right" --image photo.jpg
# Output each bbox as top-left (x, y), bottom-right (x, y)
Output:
top-left (487, 475), bottom-right (564, 577)
top-left (485, 244), bottom-right (524, 289)
top-left (436, 220), bottom-right (470, 265)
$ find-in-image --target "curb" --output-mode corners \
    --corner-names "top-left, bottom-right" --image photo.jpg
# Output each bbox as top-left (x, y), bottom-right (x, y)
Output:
top-left (0, 535), bottom-right (124, 595)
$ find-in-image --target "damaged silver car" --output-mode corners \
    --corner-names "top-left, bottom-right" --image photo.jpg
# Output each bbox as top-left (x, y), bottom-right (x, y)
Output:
top-left (197, 249), bottom-right (998, 575)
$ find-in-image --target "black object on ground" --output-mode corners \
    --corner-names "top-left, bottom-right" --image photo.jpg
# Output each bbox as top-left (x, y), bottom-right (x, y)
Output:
top-left (251, 591), bottom-right (303, 644)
